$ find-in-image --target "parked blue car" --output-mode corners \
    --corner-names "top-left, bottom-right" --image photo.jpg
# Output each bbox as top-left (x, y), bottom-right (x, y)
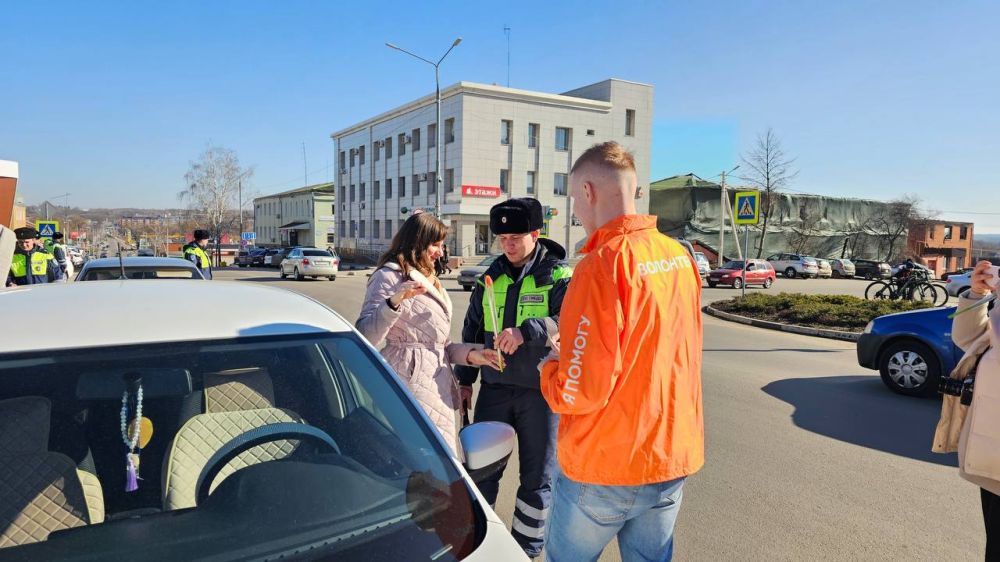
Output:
top-left (856, 306), bottom-right (965, 397)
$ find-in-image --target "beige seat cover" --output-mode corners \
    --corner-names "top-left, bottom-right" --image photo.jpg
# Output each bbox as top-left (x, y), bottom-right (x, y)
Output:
top-left (161, 408), bottom-right (303, 511)
top-left (0, 397), bottom-right (104, 548)
top-left (203, 367), bottom-right (275, 413)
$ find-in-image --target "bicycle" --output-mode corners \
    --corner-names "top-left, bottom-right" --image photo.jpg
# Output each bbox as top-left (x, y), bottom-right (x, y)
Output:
top-left (865, 269), bottom-right (947, 306)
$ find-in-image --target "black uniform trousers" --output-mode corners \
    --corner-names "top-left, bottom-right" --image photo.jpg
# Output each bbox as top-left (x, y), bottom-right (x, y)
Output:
top-left (982, 488), bottom-right (1000, 561)
top-left (474, 382), bottom-right (558, 558)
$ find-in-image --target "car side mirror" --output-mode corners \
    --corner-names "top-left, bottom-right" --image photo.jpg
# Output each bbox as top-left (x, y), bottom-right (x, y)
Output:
top-left (460, 421), bottom-right (515, 483)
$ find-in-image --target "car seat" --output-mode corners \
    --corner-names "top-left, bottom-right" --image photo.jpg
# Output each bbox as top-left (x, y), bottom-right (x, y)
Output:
top-left (161, 368), bottom-right (304, 510)
top-left (0, 397), bottom-right (104, 548)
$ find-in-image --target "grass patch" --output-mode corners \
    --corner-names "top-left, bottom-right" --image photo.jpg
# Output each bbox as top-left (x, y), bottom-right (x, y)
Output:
top-left (711, 292), bottom-right (934, 332)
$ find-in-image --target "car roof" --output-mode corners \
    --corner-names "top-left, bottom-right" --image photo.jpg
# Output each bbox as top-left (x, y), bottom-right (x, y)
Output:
top-left (0, 281), bottom-right (353, 354)
top-left (81, 257), bottom-right (195, 269)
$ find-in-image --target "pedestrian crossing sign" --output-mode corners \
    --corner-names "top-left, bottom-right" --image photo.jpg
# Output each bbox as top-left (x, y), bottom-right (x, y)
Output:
top-left (36, 221), bottom-right (60, 238)
top-left (734, 192), bottom-right (759, 225)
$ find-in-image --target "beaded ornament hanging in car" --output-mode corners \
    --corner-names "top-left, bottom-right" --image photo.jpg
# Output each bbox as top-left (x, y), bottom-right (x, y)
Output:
top-left (120, 386), bottom-right (143, 492)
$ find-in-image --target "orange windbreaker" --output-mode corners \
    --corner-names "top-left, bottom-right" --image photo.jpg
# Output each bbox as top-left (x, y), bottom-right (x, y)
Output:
top-left (540, 215), bottom-right (704, 486)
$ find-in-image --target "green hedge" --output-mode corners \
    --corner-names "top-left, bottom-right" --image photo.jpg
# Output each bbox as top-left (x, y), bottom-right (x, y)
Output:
top-left (711, 293), bottom-right (933, 332)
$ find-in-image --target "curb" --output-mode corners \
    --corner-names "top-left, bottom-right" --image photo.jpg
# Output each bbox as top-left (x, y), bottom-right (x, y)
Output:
top-left (702, 304), bottom-right (861, 342)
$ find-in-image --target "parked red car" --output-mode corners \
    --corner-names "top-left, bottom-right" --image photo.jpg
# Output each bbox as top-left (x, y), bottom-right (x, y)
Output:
top-left (707, 259), bottom-right (776, 289)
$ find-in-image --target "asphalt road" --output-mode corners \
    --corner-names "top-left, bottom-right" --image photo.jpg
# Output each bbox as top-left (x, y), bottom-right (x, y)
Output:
top-left (218, 268), bottom-right (981, 561)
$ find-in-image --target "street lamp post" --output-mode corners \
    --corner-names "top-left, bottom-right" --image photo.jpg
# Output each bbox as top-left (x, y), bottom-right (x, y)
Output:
top-left (386, 38), bottom-right (462, 221)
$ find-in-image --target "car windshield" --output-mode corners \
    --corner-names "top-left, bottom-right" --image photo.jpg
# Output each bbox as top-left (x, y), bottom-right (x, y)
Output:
top-left (0, 334), bottom-right (483, 560)
top-left (722, 261), bottom-right (745, 269)
top-left (840, 259), bottom-right (853, 265)
top-left (80, 267), bottom-right (200, 280)
top-left (803, 257), bottom-right (818, 265)
top-left (302, 250), bottom-right (333, 257)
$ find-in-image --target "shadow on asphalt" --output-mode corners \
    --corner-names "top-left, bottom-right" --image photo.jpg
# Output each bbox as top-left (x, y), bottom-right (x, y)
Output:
top-left (229, 276), bottom-right (289, 283)
top-left (762, 375), bottom-right (957, 467)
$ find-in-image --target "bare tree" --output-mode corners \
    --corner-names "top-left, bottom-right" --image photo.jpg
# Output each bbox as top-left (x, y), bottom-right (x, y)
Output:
top-left (785, 207), bottom-right (822, 255)
top-left (740, 128), bottom-right (798, 257)
top-left (178, 146), bottom-right (253, 265)
top-left (863, 195), bottom-right (928, 262)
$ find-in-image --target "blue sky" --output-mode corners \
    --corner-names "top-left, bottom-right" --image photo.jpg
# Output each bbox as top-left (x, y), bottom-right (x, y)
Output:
top-left (2, 1), bottom-right (998, 229)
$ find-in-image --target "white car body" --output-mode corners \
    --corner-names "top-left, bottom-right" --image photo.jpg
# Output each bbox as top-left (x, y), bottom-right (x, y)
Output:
top-left (280, 247), bottom-right (338, 280)
top-left (767, 253), bottom-right (820, 278)
top-left (0, 281), bottom-right (526, 561)
top-left (946, 272), bottom-right (972, 297)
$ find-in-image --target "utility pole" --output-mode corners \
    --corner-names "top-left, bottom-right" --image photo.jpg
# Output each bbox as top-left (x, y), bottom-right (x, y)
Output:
top-left (302, 142), bottom-right (308, 186)
top-left (719, 171), bottom-right (727, 268)
top-left (504, 25), bottom-right (511, 87)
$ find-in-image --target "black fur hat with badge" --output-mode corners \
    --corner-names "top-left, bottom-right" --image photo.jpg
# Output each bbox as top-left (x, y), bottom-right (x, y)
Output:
top-left (490, 197), bottom-right (544, 235)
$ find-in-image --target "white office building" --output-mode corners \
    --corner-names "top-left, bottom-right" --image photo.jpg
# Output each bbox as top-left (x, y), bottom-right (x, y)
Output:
top-left (330, 78), bottom-right (652, 259)
top-left (253, 183), bottom-right (336, 248)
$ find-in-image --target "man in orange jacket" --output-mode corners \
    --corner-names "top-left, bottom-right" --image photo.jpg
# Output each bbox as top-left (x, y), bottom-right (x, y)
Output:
top-left (539, 141), bottom-right (704, 562)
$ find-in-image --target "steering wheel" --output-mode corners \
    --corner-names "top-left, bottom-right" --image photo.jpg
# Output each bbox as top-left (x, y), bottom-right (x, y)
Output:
top-left (195, 423), bottom-right (341, 505)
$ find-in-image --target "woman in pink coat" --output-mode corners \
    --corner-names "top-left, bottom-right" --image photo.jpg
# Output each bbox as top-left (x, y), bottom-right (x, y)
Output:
top-left (356, 213), bottom-right (499, 454)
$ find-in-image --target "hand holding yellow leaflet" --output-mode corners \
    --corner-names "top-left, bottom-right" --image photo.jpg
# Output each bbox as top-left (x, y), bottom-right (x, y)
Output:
top-left (484, 275), bottom-right (505, 372)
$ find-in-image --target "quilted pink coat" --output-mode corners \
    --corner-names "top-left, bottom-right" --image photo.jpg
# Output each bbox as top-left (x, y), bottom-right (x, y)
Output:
top-left (356, 263), bottom-right (480, 454)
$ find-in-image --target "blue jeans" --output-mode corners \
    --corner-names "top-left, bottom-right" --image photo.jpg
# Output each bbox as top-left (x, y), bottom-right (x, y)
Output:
top-left (545, 470), bottom-right (686, 562)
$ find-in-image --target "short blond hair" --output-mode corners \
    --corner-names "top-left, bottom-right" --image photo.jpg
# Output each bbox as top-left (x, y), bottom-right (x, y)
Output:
top-left (571, 141), bottom-right (636, 174)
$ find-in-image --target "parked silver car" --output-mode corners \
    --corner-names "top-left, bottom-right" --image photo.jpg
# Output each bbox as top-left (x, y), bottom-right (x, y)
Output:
top-left (829, 258), bottom-right (856, 278)
top-left (693, 252), bottom-right (711, 278)
top-left (280, 247), bottom-right (339, 281)
top-left (766, 253), bottom-right (819, 279)
top-left (458, 255), bottom-right (501, 291)
top-left (813, 258), bottom-right (833, 278)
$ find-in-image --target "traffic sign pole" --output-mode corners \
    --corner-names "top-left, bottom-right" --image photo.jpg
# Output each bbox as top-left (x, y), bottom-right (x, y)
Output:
top-left (743, 225), bottom-right (750, 298)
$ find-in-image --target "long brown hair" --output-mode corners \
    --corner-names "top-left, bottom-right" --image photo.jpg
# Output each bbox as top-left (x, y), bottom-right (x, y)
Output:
top-left (376, 212), bottom-right (448, 277)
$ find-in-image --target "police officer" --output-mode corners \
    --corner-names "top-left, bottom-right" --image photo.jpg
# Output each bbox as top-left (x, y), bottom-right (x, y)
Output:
top-left (183, 229), bottom-right (213, 280)
top-left (50, 232), bottom-right (73, 280)
top-left (456, 197), bottom-right (572, 558)
top-left (6, 227), bottom-right (64, 286)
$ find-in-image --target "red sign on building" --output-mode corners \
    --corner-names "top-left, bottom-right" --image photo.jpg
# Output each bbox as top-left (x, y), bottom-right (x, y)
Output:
top-left (461, 185), bottom-right (502, 198)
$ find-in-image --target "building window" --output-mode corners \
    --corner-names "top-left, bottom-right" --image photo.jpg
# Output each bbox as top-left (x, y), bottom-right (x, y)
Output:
top-left (555, 127), bottom-right (571, 151)
top-left (339, 151), bottom-right (346, 170)
top-left (961, 226), bottom-right (969, 240)
top-left (340, 220), bottom-right (346, 237)
top-left (385, 137), bottom-right (393, 159)
top-left (586, 129), bottom-right (595, 136)
top-left (428, 123), bottom-right (437, 148)
top-left (428, 171), bottom-right (437, 194)
top-left (526, 171), bottom-right (535, 195)
top-left (374, 180), bottom-right (380, 200)
top-left (501, 120), bottom-right (512, 145)
top-left (359, 145), bottom-right (366, 165)
top-left (445, 118), bottom-right (455, 143)
top-left (500, 169), bottom-right (509, 193)
top-left (327, 233), bottom-right (336, 244)
top-left (386, 178), bottom-right (393, 199)
top-left (412, 128), bottom-right (421, 151)
top-left (360, 182), bottom-right (366, 200)
top-left (350, 149), bottom-right (355, 167)
top-left (528, 123), bottom-right (539, 148)
top-left (413, 174), bottom-right (421, 196)
top-left (944, 225), bottom-right (953, 240)
top-left (399, 176), bottom-right (406, 198)
top-left (331, 204), bottom-right (335, 215)
top-left (339, 186), bottom-right (346, 204)
top-left (350, 220), bottom-right (356, 237)
top-left (360, 220), bottom-right (366, 238)
top-left (626, 109), bottom-right (636, 136)
top-left (374, 142), bottom-right (380, 161)
top-left (397, 133), bottom-right (406, 156)
top-left (385, 220), bottom-right (393, 239)
top-left (445, 169), bottom-right (455, 193)
top-left (374, 220), bottom-right (380, 239)
top-left (554, 173), bottom-right (568, 196)
top-left (350, 184), bottom-right (356, 202)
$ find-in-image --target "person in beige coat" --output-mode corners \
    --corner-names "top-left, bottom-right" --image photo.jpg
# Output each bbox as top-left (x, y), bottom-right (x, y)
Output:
top-left (356, 213), bottom-right (500, 454)
top-left (947, 259), bottom-right (1000, 560)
